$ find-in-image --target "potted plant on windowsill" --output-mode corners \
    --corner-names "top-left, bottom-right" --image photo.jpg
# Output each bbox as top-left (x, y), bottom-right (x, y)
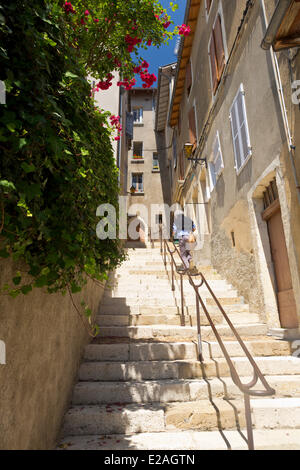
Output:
top-left (133, 155), bottom-right (144, 160)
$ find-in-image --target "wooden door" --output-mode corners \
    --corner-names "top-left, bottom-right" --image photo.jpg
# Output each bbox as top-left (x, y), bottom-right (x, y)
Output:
top-left (264, 200), bottom-right (298, 328)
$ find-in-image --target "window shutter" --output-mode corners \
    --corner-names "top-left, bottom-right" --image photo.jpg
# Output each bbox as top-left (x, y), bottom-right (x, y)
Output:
top-left (186, 61), bottom-right (192, 96)
top-left (209, 36), bottom-right (218, 94)
top-left (126, 112), bottom-right (134, 139)
top-left (206, 0), bottom-right (212, 14)
top-left (230, 86), bottom-right (251, 171)
top-left (214, 15), bottom-right (225, 79)
top-left (213, 132), bottom-right (224, 177)
top-left (188, 107), bottom-right (197, 145)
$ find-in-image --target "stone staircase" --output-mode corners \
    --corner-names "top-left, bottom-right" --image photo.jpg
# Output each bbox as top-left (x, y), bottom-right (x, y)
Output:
top-left (58, 245), bottom-right (300, 450)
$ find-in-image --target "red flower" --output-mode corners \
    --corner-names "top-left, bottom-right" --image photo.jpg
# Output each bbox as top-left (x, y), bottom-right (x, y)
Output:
top-left (63, 2), bottom-right (75, 14)
top-left (178, 24), bottom-right (191, 36)
top-left (84, 10), bottom-right (90, 16)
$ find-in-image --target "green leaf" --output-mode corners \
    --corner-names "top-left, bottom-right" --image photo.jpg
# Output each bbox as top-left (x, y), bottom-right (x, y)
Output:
top-left (21, 285), bottom-right (32, 295)
top-left (13, 276), bottom-right (22, 286)
top-left (21, 162), bottom-right (36, 173)
top-left (0, 180), bottom-right (16, 192)
top-left (71, 283), bottom-right (82, 294)
top-left (18, 138), bottom-right (27, 149)
top-left (65, 71), bottom-right (79, 79)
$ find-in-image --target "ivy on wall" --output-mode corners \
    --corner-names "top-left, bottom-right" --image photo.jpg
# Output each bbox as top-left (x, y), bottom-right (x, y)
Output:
top-left (0, 0), bottom-right (179, 333)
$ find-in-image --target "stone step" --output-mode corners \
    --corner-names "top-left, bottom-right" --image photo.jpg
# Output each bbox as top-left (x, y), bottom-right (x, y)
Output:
top-left (83, 339), bottom-right (290, 363)
top-left (96, 323), bottom-right (268, 340)
top-left (78, 356), bottom-right (300, 382)
top-left (99, 302), bottom-right (248, 316)
top-left (72, 376), bottom-right (300, 406)
top-left (113, 272), bottom-right (223, 281)
top-left (101, 292), bottom-right (239, 306)
top-left (58, 428), bottom-right (300, 450)
top-left (96, 312), bottom-right (260, 327)
top-left (105, 279), bottom-right (230, 290)
top-left (62, 398), bottom-right (300, 436)
top-left (62, 399), bottom-right (245, 436)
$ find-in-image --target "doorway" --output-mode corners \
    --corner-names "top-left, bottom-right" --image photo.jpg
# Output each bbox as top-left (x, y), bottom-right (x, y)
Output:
top-left (262, 180), bottom-right (298, 329)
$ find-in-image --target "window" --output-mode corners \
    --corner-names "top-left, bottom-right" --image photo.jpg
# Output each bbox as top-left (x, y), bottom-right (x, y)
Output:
top-left (188, 106), bottom-right (197, 145)
top-left (209, 131), bottom-right (224, 189)
top-left (186, 61), bottom-right (192, 97)
top-left (209, 13), bottom-right (226, 94)
top-left (152, 153), bottom-right (160, 171)
top-left (133, 107), bottom-right (143, 124)
top-left (131, 173), bottom-right (144, 193)
top-left (230, 84), bottom-right (252, 172)
top-left (132, 141), bottom-right (143, 159)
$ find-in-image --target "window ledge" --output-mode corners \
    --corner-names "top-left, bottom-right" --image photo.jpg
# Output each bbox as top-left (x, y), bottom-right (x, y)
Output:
top-left (133, 123), bottom-right (144, 127)
top-left (152, 169), bottom-right (160, 173)
top-left (131, 159), bottom-right (144, 163)
top-left (131, 192), bottom-right (144, 196)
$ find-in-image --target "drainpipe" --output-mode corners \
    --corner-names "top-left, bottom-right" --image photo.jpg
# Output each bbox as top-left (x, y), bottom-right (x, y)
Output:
top-left (260, 0), bottom-right (300, 203)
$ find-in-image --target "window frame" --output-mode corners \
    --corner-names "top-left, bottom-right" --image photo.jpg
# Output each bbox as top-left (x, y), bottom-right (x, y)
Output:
top-left (152, 152), bottom-right (160, 172)
top-left (133, 107), bottom-right (143, 125)
top-left (208, 2), bottom-right (228, 96)
top-left (229, 84), bottom-right (252, 174)
top-left (132, 141), bottom-right (144, 160)
top-left (209, 131), bottom-right (224, 191)
top-left (131, 172), bottom-right (144, 194)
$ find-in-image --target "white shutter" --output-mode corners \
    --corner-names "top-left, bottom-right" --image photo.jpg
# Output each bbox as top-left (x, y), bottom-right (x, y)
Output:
top-left (209, 161), bottom-right (217, 190)
top-left (213, 131), bottom-right (224, 177)
top-left (230, 84), bottom-right (251, 171)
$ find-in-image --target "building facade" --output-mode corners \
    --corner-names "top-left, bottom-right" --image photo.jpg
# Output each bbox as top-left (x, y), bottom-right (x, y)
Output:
top-left (125, 88), bottom-right (169, 243)
top-left (157, 0), bottom-right (300, 338)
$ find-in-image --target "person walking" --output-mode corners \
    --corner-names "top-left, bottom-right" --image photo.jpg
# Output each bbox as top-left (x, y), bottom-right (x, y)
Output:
top-left (173, 214), bottom-right (197, 274)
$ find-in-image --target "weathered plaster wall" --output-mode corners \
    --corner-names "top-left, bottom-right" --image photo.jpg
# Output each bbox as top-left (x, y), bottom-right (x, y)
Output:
top-left (0, 258), bottom-right (104, 450)
top-left (211, 200), bottom-right (264, 312)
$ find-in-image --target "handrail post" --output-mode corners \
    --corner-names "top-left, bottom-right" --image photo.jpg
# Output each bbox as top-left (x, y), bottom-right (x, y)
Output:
top-left (180, 273), bottom-right (185, 325)
top-left (159, 224), bottom-right (163, 255)
top-left (244, 393), bottom-right (254, 450)
top-left (196, 292), bottom-right (204, 362)
top-left (171, 257), bottom-right (175, 291)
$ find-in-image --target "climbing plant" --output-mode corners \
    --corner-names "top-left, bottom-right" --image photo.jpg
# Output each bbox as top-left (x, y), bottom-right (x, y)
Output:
top-left (0, 0), bottom-right (183, 333)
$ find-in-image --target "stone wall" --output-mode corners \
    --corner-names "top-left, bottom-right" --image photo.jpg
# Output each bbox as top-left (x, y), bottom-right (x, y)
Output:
top-left (211, 225), bottom-right (264, 314)
top-left (0, 258), bottom-right (104, 450)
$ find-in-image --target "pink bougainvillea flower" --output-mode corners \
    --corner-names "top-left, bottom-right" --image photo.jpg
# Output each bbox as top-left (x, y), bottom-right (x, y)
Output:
top-left (141, 60), bottom-right (149, 69)
top-left (163, 21), bottom-right (171, 29)
top-left (94, 18), bottom-right (99, 23)
top-left (84, 10), bottom-right (90, 16)
top-left (178, 24), bottom-right (191, 36)
top-left (63, 2), bottom-right (75, 14)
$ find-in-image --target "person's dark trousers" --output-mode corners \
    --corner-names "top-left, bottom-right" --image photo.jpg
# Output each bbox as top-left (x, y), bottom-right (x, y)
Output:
top-left (179, 235), bottom-right (192, 269)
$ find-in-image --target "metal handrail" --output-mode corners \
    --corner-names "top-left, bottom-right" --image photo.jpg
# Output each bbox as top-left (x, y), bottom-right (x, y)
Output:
top-left (159, 226), bottom-right (275, 450)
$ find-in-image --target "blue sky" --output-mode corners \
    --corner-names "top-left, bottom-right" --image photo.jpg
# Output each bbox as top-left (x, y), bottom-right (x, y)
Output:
top-left (135, 0), bottom-right (187, 87)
